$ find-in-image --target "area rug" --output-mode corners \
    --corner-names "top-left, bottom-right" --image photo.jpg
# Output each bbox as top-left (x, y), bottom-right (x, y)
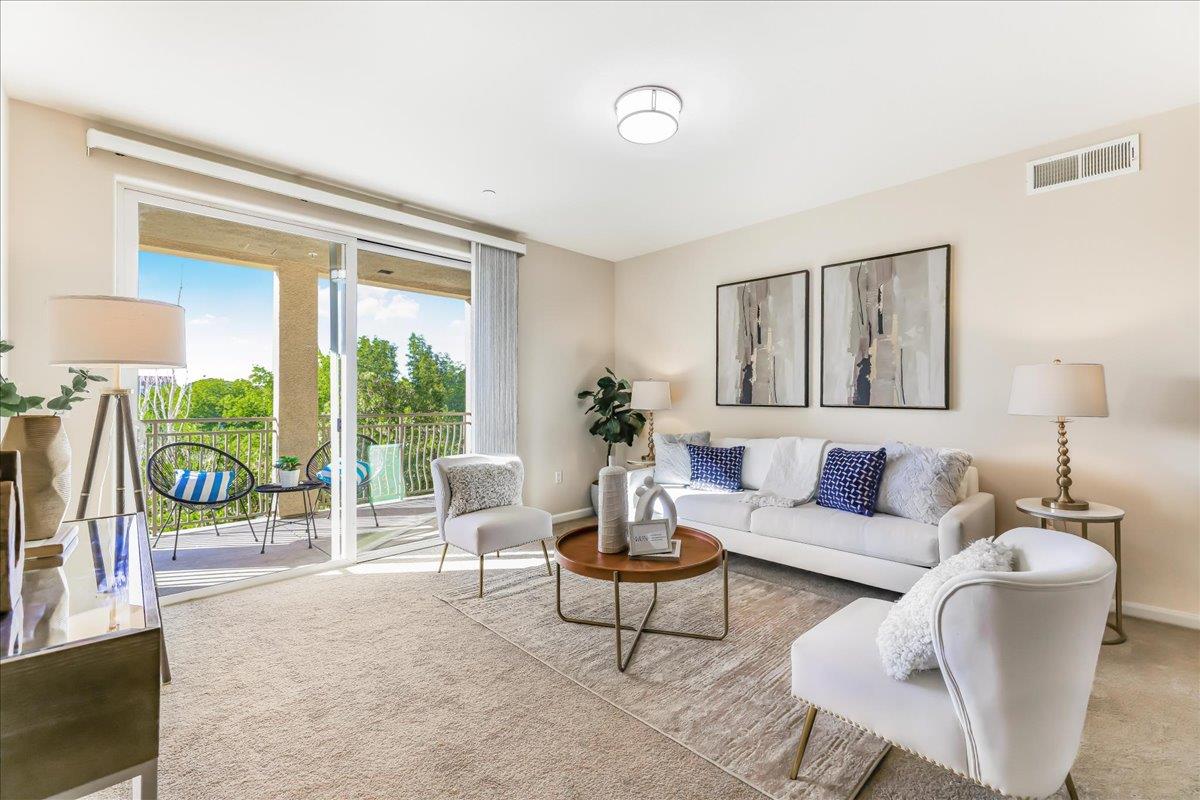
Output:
top-left (436, 565), bottom-right (891, 800)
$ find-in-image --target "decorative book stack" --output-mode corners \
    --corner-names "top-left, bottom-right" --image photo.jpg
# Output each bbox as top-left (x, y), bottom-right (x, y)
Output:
top-left (23, 524), bottom-right (78, 571)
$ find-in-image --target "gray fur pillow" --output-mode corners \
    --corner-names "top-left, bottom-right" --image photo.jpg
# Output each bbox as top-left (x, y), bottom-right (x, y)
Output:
top-left (653, 431), bottom-right (710, 485)
top-left (875, 442), bottom-right (972, 525)
top-left (444, 461), bottom-right (523, 519)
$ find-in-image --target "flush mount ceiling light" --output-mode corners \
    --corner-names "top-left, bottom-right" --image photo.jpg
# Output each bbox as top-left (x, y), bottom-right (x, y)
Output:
top-left (615, 85), bottom-right (682, 144)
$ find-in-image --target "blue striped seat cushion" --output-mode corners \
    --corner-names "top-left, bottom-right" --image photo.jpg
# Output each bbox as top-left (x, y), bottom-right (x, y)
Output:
top-left (170, 469), bottom-right (235, 503)
top-left (316, 459), bottom-right (371, 486)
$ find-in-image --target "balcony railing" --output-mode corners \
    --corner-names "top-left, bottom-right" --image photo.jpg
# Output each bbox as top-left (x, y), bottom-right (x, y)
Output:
top-left (142, 412), bottom-right (470, 534)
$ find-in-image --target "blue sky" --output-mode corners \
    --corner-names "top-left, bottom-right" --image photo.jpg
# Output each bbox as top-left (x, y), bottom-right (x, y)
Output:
top-left (139, 251), bottom-right (467, 382)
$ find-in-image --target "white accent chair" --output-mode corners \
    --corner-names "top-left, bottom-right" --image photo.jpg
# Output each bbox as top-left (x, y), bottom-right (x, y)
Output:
top-left (431, 454), bottom-right (553, 597)
top-left (787, 527), bottom-right (1116, 799)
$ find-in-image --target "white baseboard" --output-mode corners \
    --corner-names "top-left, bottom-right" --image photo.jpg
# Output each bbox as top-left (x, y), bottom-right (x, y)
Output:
top-left (552, 507), bottom-right (594, 524)
top-left (1121, 601), bottom-right (1200, 630)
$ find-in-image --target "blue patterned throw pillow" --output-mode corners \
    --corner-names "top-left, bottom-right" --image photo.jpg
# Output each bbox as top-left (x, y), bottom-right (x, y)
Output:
top-left (817, 448), bottom-right (887, 517)
top-left (686, 444), bottom-right (745, 492)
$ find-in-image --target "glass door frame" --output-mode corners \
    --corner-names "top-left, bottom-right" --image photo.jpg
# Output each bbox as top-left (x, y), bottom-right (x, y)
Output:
top-left (349, 239), bottom-right (471, 562)
top-left (117, 185), bottom-right (362, 600)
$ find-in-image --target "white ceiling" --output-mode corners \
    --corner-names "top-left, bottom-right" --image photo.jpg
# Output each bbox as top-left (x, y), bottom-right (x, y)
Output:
top-left (2, 2), bottom-right (1197, 261)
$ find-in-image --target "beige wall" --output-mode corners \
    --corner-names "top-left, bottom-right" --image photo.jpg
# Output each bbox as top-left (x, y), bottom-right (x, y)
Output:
top-left (3, 100), bottom-right (612, 519)
top-left (517, 240), bottom-right (615, 512)
top-left (615, 105), bottom-right (1200, 622)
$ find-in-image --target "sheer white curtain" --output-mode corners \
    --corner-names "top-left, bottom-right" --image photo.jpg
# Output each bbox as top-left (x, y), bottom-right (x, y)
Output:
top-left (469, 243), bottom-right (519, 454)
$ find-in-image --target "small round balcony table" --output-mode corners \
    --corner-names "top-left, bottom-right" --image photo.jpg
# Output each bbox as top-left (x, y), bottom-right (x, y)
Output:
top-left (1016, 497), bottom-right (1126, 645)
top-left (554, 524), bottom-right (728, 672)
top-left (254, 482), bottom-right (323, 555)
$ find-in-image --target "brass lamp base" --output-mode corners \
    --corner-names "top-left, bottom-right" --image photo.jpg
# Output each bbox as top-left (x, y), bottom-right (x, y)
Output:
top-left (1042, 417), bottom-right (1089, 511)
top-left (1042, 496), bottom-right (1090, 511)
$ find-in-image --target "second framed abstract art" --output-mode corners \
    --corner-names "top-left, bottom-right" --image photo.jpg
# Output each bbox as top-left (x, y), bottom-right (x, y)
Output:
top-left (716, 269), bottom-right (809, 407)
top-left (820, 244), bottom-right (950, 410)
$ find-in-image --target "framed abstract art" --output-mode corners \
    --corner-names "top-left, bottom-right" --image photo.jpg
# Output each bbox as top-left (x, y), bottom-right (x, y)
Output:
top-left (716, 269), bottom-right (809, 407)
top-left (820, 244), bottom-right (950, 410)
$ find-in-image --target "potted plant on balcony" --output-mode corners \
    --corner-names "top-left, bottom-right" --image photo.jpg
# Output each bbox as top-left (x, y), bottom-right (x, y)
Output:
top-left (577, 368), bottom-right (645, 515)
top-left (274, 455), bottom-right (301, 488)
top-left (0, 339), bottom-right (106, 540)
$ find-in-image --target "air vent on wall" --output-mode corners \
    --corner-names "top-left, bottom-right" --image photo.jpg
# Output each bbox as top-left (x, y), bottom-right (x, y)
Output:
top-left (1026, 134), bottom-right (1139, 194)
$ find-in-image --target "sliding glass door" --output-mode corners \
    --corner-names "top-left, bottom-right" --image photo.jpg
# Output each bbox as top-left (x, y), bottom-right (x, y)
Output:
top-left (121, 186), bottom-right (478, 599)
top-left (125, 191), bottom-right (357, 597)
top-left (348, 242), bottom-right (471, 557)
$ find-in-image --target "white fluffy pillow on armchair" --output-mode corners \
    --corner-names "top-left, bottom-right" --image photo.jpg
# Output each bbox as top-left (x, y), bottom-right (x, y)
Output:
top-left (876, 538), bottom-right (1014, 680)
top-left (443, 461), bottom-right (523, 519)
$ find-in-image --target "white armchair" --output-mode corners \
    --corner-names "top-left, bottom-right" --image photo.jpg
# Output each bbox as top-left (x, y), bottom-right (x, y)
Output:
top-left (430, 454), bottom-right (553, 597)
top-left (787, 527), bottom-right (1116, 799)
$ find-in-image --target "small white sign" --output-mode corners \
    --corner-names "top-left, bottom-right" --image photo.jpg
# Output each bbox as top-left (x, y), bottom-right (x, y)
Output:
top-left (627, 519), bottom-right (673, 556)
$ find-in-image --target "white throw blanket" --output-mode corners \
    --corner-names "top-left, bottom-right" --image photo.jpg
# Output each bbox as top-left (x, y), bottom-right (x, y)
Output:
top-left (745, 437), bottom-right (829, 506)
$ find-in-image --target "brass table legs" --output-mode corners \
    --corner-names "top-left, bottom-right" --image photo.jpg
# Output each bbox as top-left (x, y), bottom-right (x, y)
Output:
top-left (555, 552), bottom-right (729, 672)
top-left (1039, 517), bottom-right (1125, 645)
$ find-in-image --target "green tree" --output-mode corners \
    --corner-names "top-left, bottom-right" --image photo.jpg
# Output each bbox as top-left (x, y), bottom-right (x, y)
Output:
top-left (315, 335), bottom-right (464, 415)
top-left (357, 336), bottom-right (401, 415)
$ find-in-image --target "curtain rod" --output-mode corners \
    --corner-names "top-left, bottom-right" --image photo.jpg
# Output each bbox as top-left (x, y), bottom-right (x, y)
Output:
top-left (86, 129), bottom-right (526, 256)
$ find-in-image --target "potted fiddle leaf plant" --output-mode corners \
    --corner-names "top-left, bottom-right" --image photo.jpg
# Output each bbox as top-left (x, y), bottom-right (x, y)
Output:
top-left (578, 368), bottom-right (645, 514)
top-left (0, 340), bottom-right (106, 540)
top-left (274, 455), bottom-right (301, 488)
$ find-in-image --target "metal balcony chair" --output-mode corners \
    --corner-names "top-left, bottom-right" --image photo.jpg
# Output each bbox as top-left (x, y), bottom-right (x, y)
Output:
top-left (146, 442), bottom-right (258, 560)
top-left (306, 434), bottom-right (380, 527)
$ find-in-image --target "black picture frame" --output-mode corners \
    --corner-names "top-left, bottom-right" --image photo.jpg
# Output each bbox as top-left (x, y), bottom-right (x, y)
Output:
top-left (714, 268), bottom-right (810, 408)
top-left (819, 244), bottom-right (951, 410)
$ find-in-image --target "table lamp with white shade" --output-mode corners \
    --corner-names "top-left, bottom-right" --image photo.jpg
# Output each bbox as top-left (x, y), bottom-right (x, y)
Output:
top-left (48, 295), bottom-right (186, 518)
top-left (631, 380), bottom-right (671, 463)
top-left (1008, 359), bottom-right (1108, 511)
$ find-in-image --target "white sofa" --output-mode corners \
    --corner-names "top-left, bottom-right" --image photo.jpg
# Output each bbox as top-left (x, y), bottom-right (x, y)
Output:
top-left (630, 437), bottom-right (995, 593)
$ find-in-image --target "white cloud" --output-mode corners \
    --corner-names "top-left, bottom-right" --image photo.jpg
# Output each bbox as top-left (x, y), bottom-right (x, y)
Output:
top-left (188, 312), bottom-right (229, 327)
top-left (357, 285), bottom-right (419, 322)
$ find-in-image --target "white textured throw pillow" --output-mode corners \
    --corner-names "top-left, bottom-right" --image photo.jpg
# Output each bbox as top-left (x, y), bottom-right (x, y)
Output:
top-left (875, 441), bottom-right (972, 525)
top-left (444, 461), bottom-right (523, 519)
top-left (740, 492), bottom-right (801, 508)
top-left (653, 432), bottom-right (710, 485)
top-left (877, 539), bottom-right (1014, 681)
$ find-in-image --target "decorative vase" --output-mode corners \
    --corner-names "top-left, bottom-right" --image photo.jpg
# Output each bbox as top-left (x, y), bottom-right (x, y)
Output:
top-left (276, 468), bottom-right (300, 488)
top-left (0, 415), bottom-right (71, 541)
top-left (597, 463), bottom-right (628, 554)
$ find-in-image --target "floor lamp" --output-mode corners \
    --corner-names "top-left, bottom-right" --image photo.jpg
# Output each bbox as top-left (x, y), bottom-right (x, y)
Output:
top-left (48, 295), bottom-right (186, 682)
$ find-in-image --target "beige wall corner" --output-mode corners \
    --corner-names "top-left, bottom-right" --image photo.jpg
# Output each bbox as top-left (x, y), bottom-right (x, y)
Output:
top-left (614, 104), bottom-right (1200, 622)
top-left (517, 240), bottom-right (615, 515)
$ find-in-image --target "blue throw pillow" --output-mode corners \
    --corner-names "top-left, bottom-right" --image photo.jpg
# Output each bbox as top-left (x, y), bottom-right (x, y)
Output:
top-left (171, 469), bottom-right (234, 503)
top-left (686, 444), bottom-right (745, 492)
top-left (317, 459), bottom-right (371, 486)
top-left (816, 448), bottom-right (887, 517)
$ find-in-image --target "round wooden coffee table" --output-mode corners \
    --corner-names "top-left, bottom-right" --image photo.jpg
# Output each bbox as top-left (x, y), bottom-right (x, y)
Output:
top-left (554, 524), bottom-right (728, 672)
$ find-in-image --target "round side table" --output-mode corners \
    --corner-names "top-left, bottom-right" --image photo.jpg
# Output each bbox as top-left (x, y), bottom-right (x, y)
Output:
top-left (254, 482), bottom-right (323, 555)
top-left (1015, 498), bottom-right (1126, 645)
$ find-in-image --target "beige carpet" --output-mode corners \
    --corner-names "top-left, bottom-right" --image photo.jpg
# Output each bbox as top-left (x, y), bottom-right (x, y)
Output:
top-left (94, 540), bottom-right (1198, 800)
top-left (437, 564), bottom-right (889, 799)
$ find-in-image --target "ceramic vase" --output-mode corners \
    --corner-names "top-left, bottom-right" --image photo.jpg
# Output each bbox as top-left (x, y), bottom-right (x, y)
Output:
top-left (597, 463), bottom-right (628, 553)
top-left (1, 415), bottom-right (71, 541)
